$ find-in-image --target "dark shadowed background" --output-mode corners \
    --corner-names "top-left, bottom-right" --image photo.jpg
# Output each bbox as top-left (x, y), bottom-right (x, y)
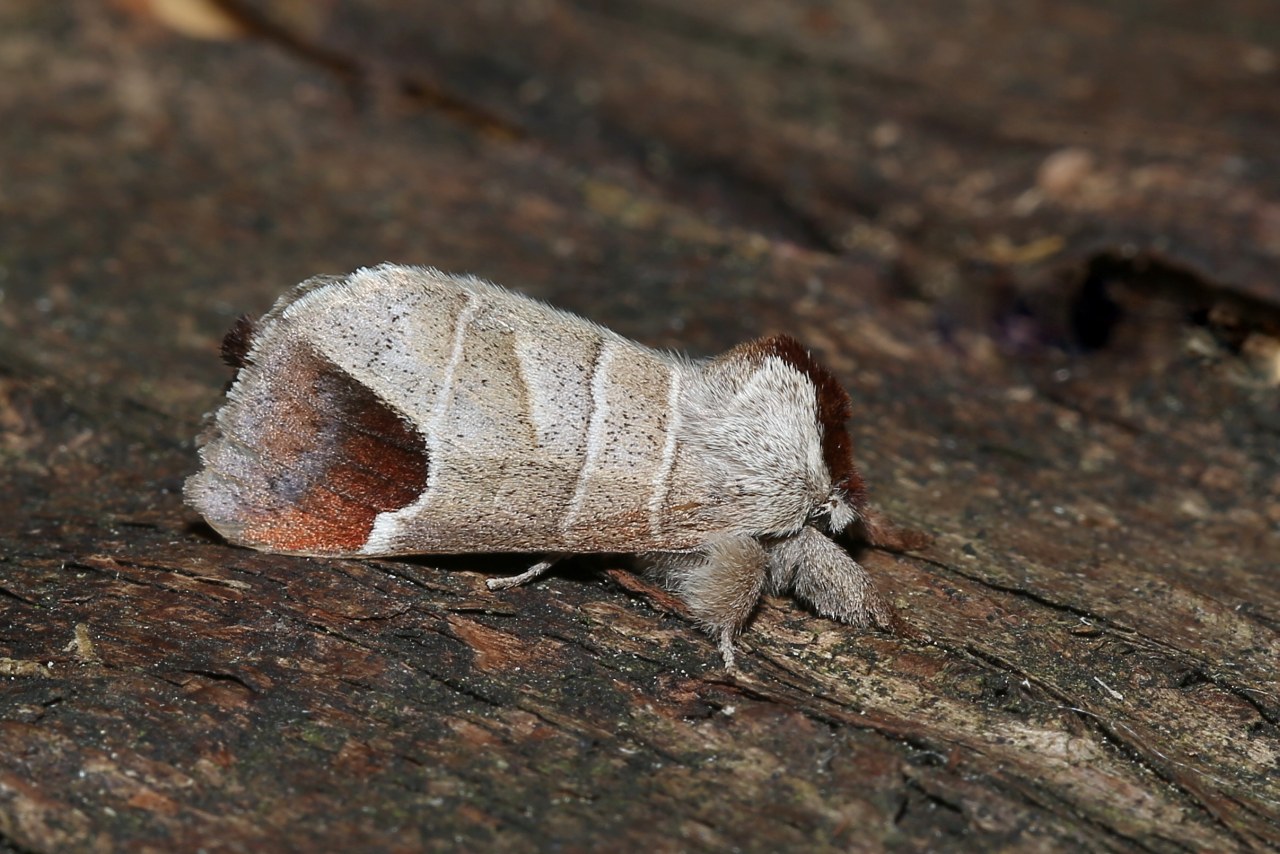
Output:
top-left (2, 1), bottom-right (1278, 850)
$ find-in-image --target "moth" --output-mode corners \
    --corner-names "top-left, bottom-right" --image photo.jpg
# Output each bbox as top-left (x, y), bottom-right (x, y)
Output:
top-left (186, 264), bottom-right (925, 665)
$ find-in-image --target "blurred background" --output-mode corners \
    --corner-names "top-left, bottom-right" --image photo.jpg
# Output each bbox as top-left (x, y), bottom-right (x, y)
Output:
top-left (7, 0), bottom-right (1280, 411)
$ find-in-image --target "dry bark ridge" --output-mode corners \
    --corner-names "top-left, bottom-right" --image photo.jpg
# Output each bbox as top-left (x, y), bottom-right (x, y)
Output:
top-left (2, 1), bottom-right (1278, 850)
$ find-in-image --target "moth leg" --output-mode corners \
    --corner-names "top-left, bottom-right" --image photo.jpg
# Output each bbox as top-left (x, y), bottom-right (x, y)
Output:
top-left (643, 536), bottom-right (768, 668)
top-left (768, 527), bottom-right (906, 635)
top-left (485, 556), bottom-right (563, 591)
top-left (718, 632), bottom-right (738, 670)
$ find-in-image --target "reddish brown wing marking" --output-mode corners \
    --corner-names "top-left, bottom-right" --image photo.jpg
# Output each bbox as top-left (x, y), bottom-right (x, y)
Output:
top-left (206, 341), bottom-right (430, 554)
top-left (724, 335), bottom-right (867, 504)
top-left (859, 507), bottom-right (934, 551)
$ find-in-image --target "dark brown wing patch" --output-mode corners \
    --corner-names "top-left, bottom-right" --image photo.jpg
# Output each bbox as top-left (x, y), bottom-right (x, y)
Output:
top-left (731, 335), bottom-right (866, 503)
top-left (189, 339), bottom-right (430, 555)
top-left (220, 314), bottom-right (258, 369)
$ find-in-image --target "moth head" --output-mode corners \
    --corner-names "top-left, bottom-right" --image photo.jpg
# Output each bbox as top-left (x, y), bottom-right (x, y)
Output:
top-left (694, 334), bottom-right (870, 538)
top-left (723, 335), bottom-right (868, 535)
top-left (775, 337), bottom-right (868, 535)
top-left (812, 488), bottom-right (859, 533)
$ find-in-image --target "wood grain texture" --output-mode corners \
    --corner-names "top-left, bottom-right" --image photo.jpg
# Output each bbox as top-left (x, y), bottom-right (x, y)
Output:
top-left (1, 1), bottom-right (1277, 851)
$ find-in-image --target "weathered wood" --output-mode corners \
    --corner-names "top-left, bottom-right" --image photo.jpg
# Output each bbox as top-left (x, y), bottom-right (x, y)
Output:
top-left (2, 1), bottom-right (1277, 850)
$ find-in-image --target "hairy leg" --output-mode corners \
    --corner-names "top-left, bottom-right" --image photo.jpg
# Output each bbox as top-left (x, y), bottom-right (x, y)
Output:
top-left (767, 527), bottom-right (900, 632)
top-left (641, 535), bottom-right (768, 667)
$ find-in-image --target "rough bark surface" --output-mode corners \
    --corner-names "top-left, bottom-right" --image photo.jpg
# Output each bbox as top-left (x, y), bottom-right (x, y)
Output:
top-left (2, 2), bottom-right (1277, 851)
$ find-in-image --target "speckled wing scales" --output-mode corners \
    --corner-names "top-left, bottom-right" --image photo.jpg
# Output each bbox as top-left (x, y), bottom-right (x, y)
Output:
top-left (186, 265), bottom-right (715, 557)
